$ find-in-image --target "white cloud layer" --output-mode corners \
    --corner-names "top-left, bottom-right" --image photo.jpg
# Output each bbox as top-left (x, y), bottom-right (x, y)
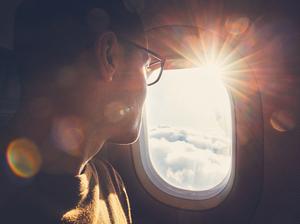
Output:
top-left (148, 126), bottom-right (231, 191)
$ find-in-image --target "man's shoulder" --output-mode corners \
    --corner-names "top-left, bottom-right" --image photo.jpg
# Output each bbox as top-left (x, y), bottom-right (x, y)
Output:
top-left (90, 158), bottom-right (125, 194)
top-left (89, 158), bottom-right (132, 223)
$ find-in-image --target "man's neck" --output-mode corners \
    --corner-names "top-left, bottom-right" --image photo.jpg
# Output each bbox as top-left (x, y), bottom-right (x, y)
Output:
top-left (3, 102), bottom-right (105, 176)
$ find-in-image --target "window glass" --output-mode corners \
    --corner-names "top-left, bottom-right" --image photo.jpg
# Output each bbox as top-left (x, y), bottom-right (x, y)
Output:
top-left (145, 68), bottom-right (232, 191)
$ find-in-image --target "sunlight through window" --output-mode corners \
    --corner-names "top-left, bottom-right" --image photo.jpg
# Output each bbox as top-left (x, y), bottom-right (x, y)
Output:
top-left (145, 67), bottom-right (233, 191)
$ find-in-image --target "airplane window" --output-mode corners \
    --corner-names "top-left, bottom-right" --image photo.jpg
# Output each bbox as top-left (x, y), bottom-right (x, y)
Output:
top-left (138, 65), bottom-right (233, 199)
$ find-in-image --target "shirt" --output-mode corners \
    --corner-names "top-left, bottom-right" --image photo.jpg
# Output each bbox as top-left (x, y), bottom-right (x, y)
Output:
top-left (0, 158), bottom-right (132, 224)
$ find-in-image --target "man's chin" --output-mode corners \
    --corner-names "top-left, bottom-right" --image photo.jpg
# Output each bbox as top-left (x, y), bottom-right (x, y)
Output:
top-left (108, 131), bottom-right (140, 145)
top-left (107, 113), bottom-right (143, 145)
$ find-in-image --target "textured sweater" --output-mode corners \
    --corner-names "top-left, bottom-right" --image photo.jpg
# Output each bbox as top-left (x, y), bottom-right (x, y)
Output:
top-left (0, 158), bottom-right (132, 224)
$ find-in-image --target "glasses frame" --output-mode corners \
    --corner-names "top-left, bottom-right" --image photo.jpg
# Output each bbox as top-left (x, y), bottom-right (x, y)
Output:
top-left (119, 38), bottom-right (166, 86)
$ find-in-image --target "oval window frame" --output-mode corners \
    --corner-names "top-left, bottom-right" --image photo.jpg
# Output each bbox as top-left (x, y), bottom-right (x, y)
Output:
top-left (132, 85), bottom-right (236, 210)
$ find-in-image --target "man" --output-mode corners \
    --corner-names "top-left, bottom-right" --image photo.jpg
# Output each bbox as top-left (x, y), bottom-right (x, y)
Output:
top-left (0, 0), bottom-right (164, 223)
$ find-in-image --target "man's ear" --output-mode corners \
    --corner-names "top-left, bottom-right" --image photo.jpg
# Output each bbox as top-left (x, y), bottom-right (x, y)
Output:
top-left (96, 32), bottom-right (120, 82)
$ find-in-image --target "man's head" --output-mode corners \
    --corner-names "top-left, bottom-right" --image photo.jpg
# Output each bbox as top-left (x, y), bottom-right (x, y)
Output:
top-left (14, 0), bottom-right (150, 154)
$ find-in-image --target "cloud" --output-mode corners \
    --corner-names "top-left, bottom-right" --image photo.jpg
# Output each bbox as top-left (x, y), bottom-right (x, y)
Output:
top-left (148, 126), bottom-right (232, 191)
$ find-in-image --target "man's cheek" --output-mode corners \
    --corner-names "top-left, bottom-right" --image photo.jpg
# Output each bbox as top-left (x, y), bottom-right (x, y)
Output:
top-left (104, 101), bottom-right (134, 124)
top-left (119, 68), bottom-right (146, 91)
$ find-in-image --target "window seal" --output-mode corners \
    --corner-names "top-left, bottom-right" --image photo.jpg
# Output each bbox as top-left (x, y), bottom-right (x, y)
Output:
top-left (132, 88), bottom-right (236, 210)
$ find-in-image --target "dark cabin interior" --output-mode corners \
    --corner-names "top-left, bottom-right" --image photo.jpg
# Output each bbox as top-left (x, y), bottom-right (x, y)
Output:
top-left (0, 1), bottom-right (299, 223)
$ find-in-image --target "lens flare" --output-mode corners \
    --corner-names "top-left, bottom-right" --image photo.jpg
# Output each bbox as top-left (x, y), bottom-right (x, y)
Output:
top-left (270, 110), bottom-right (296, 132)
top-left (6, 138), bottom-right (42, 178)
top-left (225, 17), bottom-right (250, 36)
top-left (104, 101), bottom-right (132, 123)
top-left (52, 116), bottom-right (85, 156)
top-left (201, 62), bottom-right (222, 77)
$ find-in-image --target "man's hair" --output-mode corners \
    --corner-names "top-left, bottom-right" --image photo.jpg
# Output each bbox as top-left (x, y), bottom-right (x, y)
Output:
top-left (14, 0), bottom-right (144, 79)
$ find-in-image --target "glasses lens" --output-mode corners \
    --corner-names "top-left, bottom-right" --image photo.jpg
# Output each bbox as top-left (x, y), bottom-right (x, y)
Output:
top-left (146, 53), bottom-right (164, 85)
top-left (146, 66), bottom-right (162, 85)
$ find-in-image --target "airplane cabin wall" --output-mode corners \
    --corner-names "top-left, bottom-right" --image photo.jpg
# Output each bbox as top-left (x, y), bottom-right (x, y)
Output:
top-left (0, 1), bottom-right (299, 223)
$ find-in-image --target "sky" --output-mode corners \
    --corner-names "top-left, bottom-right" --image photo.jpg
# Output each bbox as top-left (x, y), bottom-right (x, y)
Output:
top-left (145, 68), bottom-right (232, 191)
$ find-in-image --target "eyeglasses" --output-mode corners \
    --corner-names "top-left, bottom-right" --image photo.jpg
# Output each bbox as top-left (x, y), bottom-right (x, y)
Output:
top-left (120, 38), bottom-right (165, 86)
